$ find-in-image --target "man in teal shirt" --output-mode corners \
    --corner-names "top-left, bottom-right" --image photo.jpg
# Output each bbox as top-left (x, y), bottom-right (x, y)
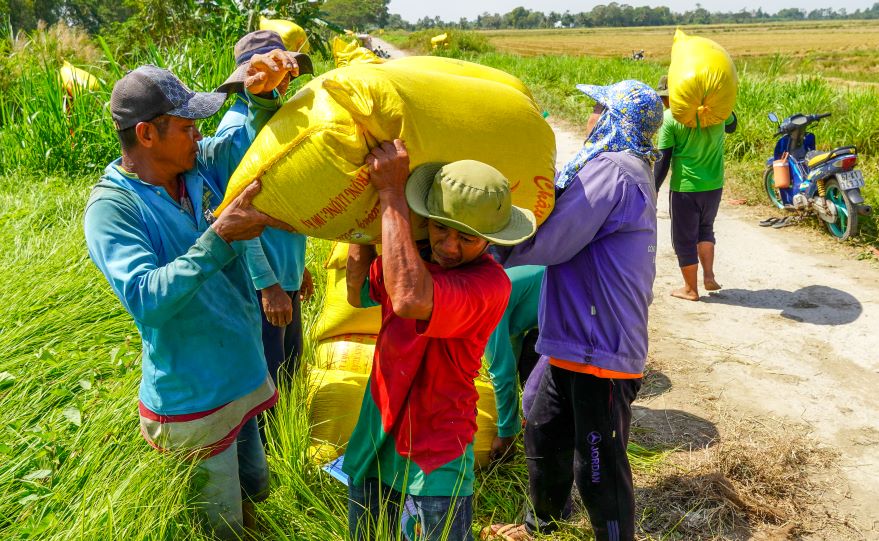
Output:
top-left (217, 30), bottom-right (315, 386)
top-left (84, 53), bottom-right (299, 538)
top-left (654, 106), bottom-right (737, 301)
top-left (484, 265), bottom-right (544, 462)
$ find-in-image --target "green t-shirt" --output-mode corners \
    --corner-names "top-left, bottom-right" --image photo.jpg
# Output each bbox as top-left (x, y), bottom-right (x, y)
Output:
top-left (656, 109), bottom-right (734, 193)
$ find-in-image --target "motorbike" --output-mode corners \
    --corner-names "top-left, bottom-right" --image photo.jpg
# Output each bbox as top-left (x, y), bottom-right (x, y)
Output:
top-left (764, 112), bottom-right (871, 240)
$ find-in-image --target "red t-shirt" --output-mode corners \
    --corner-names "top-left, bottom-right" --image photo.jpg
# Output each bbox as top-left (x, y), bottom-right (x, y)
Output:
top-left (363, 253), bottom-right (510, 475)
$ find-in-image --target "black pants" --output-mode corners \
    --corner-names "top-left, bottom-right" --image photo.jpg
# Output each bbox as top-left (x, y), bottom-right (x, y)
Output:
top-left (255, 289), bottom-right (302, 446)
top-left (256, 289), bottom-right (303, 383)
top-left (524, 365), bottom-right (641, 541)
top-left (669, 188), bottom-right (722, 267)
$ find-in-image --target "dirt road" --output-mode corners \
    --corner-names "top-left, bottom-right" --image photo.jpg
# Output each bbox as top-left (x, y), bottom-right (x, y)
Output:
top-left (552, 124), bottom-right (879, 538)
top-left (374, 37), bottom-right (879, 537)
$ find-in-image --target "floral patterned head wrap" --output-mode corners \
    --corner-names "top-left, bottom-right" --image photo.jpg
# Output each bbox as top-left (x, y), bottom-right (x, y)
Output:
top-left (556, 79), bottom-right (664, 190)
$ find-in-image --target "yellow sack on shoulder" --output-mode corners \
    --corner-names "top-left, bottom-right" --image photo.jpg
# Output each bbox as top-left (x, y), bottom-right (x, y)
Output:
top-left (667, 29), bottom-right (737, 128)
top-left (332, 36), bottom-right (384, 68)
top-left (259, 17), bottom-right (310, 52)
top-left (217, 57), bottom-right (555, 244)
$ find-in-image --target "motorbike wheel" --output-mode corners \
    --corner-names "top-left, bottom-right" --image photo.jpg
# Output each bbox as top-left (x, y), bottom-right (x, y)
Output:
top-left (824, 178), bottom-right (859, 240)
top-left (763, 167), bottom-right (785, 210)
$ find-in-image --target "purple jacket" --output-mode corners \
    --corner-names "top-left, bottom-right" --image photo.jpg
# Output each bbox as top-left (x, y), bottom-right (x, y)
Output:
top-left (497, 152), bottom-right (657, 376)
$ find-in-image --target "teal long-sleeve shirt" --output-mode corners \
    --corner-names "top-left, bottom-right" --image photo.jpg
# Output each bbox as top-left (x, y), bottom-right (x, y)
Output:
top-left (485, 265), bottom-right (545, 438)
top-left (219, 94), bottom-right (307, 291)
top-left (84, 91), bottom-right (281, 415)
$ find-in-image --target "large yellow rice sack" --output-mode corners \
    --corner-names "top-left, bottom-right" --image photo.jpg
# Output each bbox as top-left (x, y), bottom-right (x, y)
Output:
top-left (59, 61), bottom-right (99, 95)
top-left (332, 36), bottom-right (385, 68)
top-left (307, 366), bottom-right (500, 467)
top-left (217, 57), bottom-right (556, 244)
top-left (315, 334), bottom-right (376, 373)
top-left (667, 29), bottom-right (738, 128)
top-left (390, 56), bottom-right (532, 100)
top-left (259, 17), bottom-right (310, 53)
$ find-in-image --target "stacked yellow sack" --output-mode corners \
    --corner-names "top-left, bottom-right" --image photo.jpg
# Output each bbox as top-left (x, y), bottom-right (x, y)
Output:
top-left (59, 61), bottom-right (99, 95)
top-left (259, 17), bottom-right (310, 52)
top-left (217, 56), bottom-right (556, 244)
top-left (308, 242), bottom-right (500, 467)
top-left (667, 29), bottom-right (738, 128)
top-left (332, 36), bottom-right (385, 68)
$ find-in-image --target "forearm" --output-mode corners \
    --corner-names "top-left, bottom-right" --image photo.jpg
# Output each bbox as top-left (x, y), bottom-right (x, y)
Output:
top-left (243, 237), bottom-right (278, 290)
top-left (486, 332), bottom-right (522, 438)
top-left (378, 190), bottom-right (433, 319)
top-left (346, 244), bottom-right (376, 307)
top-left (653, 148), bottom-right (672, 191)
top-left (122, 228), bottom-right (237, 327)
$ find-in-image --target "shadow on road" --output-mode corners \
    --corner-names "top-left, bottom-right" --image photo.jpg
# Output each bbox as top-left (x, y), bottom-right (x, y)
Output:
top-left (702, 284), bottom-right (862, 325)
top-left (632, 406), bottom-right (720, 450)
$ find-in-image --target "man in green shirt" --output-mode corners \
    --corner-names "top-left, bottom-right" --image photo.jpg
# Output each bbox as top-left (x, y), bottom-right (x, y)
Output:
top-left (654, 106), bottom-right (737, 301)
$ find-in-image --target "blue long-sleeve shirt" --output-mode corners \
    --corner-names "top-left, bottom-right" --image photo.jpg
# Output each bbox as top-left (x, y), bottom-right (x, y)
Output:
top-left (84, 92), bottom-right (281, 414)
top-left (218, 93), bottom-right (307, 292)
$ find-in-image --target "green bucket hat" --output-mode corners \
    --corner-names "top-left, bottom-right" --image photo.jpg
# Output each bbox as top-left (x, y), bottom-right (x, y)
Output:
top-left (404, 160), bottom-right (537, 246)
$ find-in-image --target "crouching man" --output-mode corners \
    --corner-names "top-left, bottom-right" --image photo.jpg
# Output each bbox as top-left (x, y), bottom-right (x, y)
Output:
top-left (344, 140), bottom-right (537, 541)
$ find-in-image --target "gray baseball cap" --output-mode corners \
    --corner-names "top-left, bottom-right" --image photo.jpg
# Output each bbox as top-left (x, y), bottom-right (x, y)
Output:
top-left (216, 29), bottom-right (313, 94)
top-left (110, 65), bottom-right (226, 131)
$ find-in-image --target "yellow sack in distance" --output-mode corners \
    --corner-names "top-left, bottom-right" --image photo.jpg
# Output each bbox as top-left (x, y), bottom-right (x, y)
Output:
top-left (315, 334), bottom-right (376, 373)
top-left (217, 57), bottom-right (556, 243)
top-left (332, 36), bottom-right (385, 68)
top-left (59, 61), bottom-right (99, 95)
top-left (473, 379), bottom-right (499, 468)
top-left (259, 17), bottom-right (310, 52)
top-left (667, 29), bottom-right (737, 128)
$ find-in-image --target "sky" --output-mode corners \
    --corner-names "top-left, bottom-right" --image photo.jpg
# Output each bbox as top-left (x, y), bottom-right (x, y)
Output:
top-left (388, 0), bottom-right (878, 21)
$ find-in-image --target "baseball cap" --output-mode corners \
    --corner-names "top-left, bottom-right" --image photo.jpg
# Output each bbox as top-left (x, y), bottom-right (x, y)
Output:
top-left (404, 160), bottom-right (537, 246)
top-left (216, 30), bottom-right (313, 94)
top-left (110, 65), bottom-right (226, 131)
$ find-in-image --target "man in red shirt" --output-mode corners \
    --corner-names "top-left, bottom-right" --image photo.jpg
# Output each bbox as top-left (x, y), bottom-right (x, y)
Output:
top-left (344, 140), bottom-right (537, 541)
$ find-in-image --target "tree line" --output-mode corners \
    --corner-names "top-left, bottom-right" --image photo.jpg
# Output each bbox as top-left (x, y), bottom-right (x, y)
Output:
top-left (390, 3), bottom-right (879, 30)
top-left (2, 0), bottom-right (878, 37)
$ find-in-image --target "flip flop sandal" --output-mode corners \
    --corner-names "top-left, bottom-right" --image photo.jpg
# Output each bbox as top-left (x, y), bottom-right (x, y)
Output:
top-left (772, 216), bottom-right (796, 228)
top-left (759, 217), bottom-right (781, 227)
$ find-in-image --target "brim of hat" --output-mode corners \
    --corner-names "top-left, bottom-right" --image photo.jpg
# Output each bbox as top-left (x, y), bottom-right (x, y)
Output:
top-left (656, 89), bottom-right (669, 97)
top-left (215, 53), bottom-right (314, 94)
top-left (404, 162), bottom-right (538, 246)
top-left (575, 83), bottom-right (610, 106)
top-left (166, 91), bottom-right (227, 120)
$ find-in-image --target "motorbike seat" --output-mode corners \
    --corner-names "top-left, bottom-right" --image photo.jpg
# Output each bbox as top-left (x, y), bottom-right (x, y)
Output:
top-left (807, 146), bottom-right (857, 168)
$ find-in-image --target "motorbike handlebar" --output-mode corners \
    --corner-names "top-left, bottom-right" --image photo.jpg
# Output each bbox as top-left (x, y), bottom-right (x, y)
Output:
top-left (813, 112), bottom-right (832, 120)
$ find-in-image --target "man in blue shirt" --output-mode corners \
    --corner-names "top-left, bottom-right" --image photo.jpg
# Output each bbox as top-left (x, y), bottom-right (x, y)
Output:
top-left (84, 52), bottom-right (299, 539)
top-left (217, 30), bottom-right (315, 391)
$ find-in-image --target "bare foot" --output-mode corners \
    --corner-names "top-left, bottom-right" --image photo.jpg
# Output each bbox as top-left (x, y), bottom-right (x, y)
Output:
top-left (671, 286), bottom-right (700, 301)
top-left (704, 277), bottom-right (722, 291)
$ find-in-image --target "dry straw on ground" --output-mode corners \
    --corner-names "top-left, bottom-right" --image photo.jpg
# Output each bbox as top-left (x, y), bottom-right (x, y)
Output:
top-left (632, 411), bottom-right (859, 540)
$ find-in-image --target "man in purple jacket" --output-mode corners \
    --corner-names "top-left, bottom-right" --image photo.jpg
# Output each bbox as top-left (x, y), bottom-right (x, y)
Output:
top-left (483, 80), bottom-right (663, 541)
